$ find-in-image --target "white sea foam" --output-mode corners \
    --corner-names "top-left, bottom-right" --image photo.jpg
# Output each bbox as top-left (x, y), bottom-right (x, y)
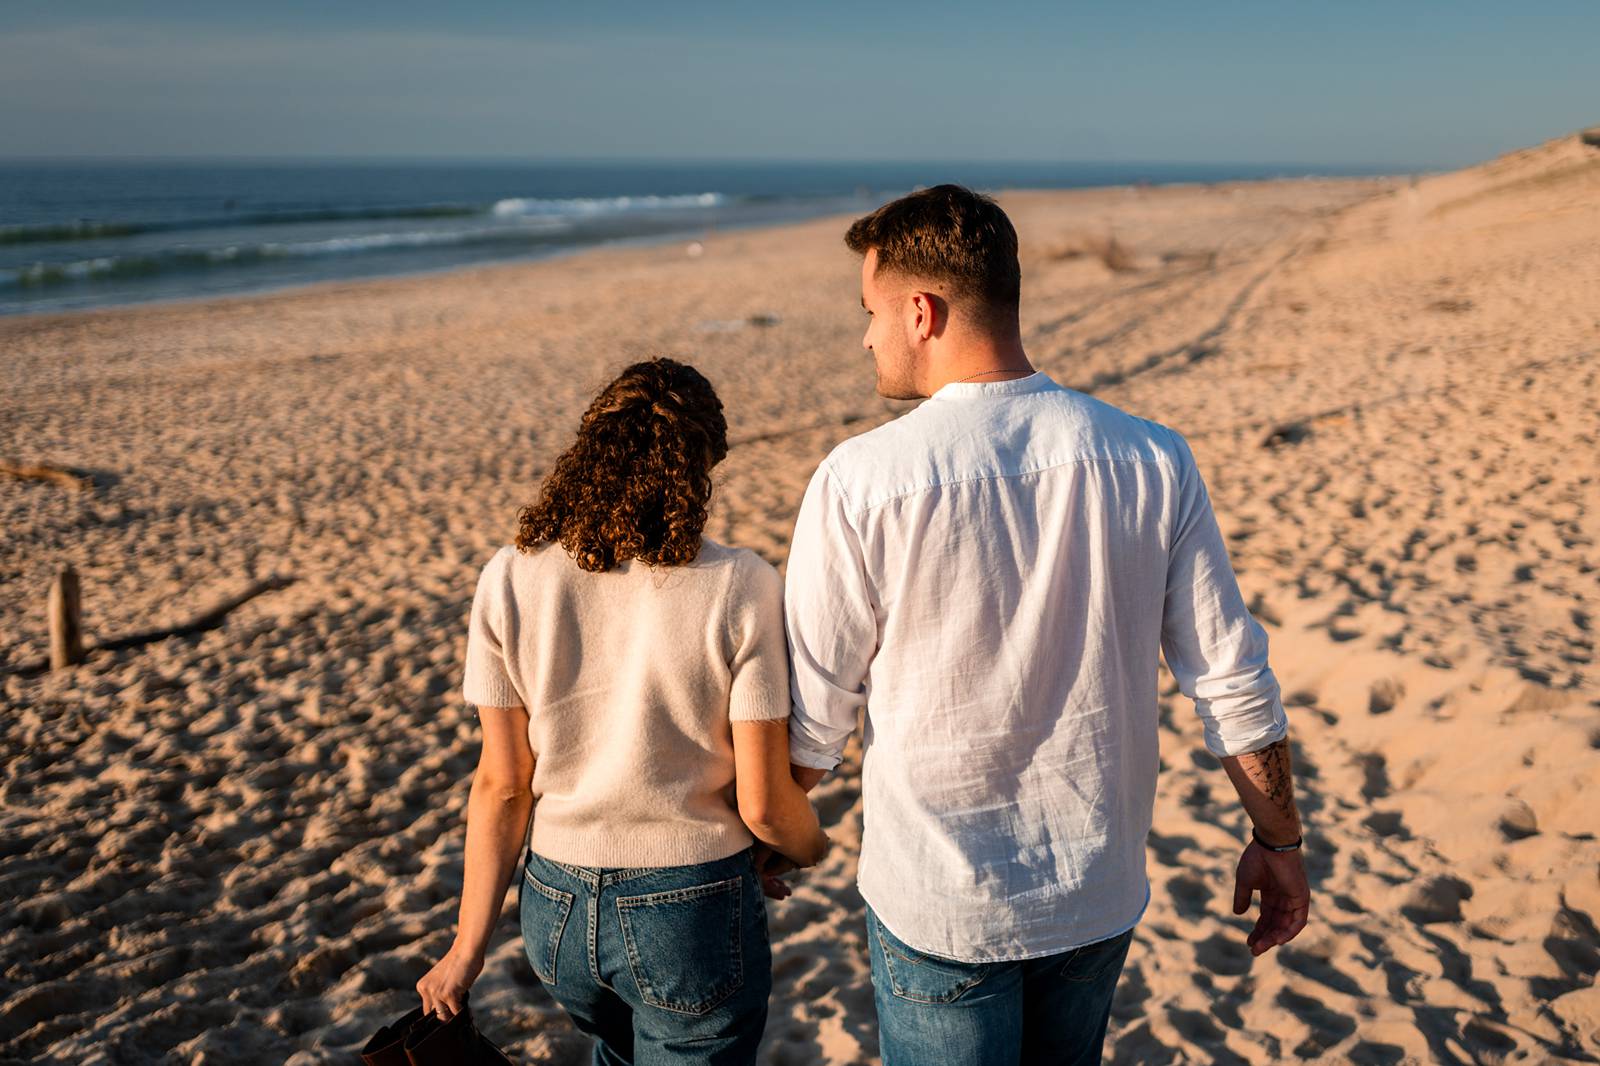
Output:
top-left (262, 229), bottom-right (503, 257)
top-left (2, 193), bottom-right (727, 291)
top-left (0, 224), bottom-right (580, 288)
top-left (491, 192), bottom-right (724, 218)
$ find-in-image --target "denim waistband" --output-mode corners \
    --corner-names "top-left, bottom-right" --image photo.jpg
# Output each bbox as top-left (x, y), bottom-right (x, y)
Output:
top-left (526, 846), bottom-right (755, 891)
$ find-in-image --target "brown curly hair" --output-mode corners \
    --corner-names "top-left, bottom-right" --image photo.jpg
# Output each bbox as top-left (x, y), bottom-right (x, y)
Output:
top-left (516, 358), bottom-right (728, 572)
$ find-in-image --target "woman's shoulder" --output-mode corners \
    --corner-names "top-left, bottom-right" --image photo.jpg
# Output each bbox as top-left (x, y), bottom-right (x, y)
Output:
top-left (478, 541), bottom-right (562, 582)
top-left (693, 536), bottom-right (772, 571)
top-left (481, 542), bottom-right (519, 572)
top-left (692, 537), bottom-right (781, 595)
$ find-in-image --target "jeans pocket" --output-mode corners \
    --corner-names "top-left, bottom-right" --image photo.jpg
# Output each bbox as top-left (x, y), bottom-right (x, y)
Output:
top-left (615, 875), bottom-right (744, 1016)
top-left (871, 912), bottom-right (991, 1005)
top-left (1058, 928), bottom-right (1135, 984)
top-left (519, 865), bottom-right (575, 986)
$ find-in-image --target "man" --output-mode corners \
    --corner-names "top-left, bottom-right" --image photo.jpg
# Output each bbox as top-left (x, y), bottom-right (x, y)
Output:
top-left (781, 185), bottom-right (1308, 1065)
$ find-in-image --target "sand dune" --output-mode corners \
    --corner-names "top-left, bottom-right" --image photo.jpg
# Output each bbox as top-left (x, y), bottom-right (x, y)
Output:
top-left (2, 132), bottom-right (1597, 1064)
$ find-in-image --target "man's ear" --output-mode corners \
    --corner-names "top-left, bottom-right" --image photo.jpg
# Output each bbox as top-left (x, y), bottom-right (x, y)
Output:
top-left (909, 291), bottom-right (942, 341)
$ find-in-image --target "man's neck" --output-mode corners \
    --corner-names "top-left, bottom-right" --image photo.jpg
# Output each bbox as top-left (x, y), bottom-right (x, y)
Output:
top-left (924, 334), bottom-right (1035, 395)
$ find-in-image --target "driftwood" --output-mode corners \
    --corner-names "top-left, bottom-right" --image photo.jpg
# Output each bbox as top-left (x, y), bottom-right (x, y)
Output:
top-left (1261, 421), bottom-right (1312, 449)
top-left (95, 576), bottom-right (295, 652)
top-left (1048, 232), bottom-right (1140, 273)
top-left (6, 575), bottom-right (294, 677)
top-left (0, 461), bottom-right (93, 491)
top-left (48, 567), bottom-right (85, 669)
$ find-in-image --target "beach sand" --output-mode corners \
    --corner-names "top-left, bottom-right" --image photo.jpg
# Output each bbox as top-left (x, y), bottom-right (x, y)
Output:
top-left (2, 131), bottom-right (1598, 1064)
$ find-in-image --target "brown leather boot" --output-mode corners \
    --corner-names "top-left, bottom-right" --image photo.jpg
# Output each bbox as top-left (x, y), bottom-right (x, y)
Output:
top-left (360, 1005), bottom-right (426, 1066)
top-left (402, 1002), bottom-right (487, 1065)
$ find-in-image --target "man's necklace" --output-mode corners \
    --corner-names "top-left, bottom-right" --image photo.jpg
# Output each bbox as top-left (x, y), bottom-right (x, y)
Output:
top-left (954, 368), bottom-right (1028, 383)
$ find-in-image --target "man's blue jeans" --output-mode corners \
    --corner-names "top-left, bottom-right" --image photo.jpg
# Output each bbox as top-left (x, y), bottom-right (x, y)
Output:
top-left (518, 847), bottom-right (771, 1066)
top-left (866, 905), bottom-right (1134, 1066)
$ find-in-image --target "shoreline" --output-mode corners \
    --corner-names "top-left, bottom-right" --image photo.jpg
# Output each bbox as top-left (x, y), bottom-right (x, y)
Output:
top-left (0, 172), bottom-right (1399, 326)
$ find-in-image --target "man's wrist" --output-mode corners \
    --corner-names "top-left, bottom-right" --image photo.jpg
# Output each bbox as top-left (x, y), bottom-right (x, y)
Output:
top-left (1251, 827), bottom-right (1304, 852)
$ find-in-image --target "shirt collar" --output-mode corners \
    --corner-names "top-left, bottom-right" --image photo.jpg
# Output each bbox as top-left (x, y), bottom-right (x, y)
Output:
top-left (929, 370), bottom-right (1056, 402)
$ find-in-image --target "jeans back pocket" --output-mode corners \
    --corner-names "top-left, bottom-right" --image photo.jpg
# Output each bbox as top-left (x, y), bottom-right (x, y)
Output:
top-left (615, 875), bottom-right (744, 1016)
top-left (520, 865), bottom-right (575, 986)
top-left (870, 911), bottom-right (993, 1004)
top-left (1057, 927), bottom-right (1135, 984)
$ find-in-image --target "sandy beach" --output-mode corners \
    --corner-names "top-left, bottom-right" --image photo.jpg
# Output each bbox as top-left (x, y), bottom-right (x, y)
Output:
top-left (2, 130), bottom-right (1598, 1064)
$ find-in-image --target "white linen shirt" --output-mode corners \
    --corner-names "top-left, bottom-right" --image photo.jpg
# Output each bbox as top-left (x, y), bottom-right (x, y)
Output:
top-left (784, 371), bottom-right (1287, 962)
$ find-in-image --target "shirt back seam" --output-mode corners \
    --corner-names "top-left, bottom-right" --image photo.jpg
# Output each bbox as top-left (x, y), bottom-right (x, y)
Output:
top-left (842, 453), bottom-right (1173, 519)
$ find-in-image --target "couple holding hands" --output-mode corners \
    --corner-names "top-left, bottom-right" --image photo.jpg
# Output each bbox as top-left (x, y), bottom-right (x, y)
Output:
top-left (417, 185), bottom-right (1308, 1066)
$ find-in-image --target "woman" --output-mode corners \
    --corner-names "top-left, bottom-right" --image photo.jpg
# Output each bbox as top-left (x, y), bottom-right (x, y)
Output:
top-left (416, 358), bottom-right (829, 1065)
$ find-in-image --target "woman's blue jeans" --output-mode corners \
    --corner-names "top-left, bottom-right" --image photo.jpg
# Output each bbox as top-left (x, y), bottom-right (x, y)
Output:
top-left (518, 846), bottom-right (771, 1066)
top-left (867, 904), bottom-right (1134, 1066)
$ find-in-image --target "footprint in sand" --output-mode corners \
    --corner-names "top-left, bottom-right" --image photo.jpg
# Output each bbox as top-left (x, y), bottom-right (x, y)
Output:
top-left (1354, 752), bottom-right (1391, 800)
top-left (1400, 874), bottom-right (1473, 925)
top-left (1367, 677), bottom-right (1404, 715)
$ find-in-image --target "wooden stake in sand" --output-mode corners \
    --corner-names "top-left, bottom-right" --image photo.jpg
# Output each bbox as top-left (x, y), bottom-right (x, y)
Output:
top-left (48, 566), bottom-right (86, 670)
top-left (6, 573), bottom-right (295, 678)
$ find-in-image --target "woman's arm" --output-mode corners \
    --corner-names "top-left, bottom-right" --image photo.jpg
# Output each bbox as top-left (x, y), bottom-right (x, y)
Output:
top-left (733, 718), bottom-right (830, 867)
top-left (416, 705), bottom-right (534, 1020)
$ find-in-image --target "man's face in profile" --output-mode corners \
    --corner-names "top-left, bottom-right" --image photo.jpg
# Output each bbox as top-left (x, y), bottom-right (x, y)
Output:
top-left (860, 249), bottom-right (919, 400)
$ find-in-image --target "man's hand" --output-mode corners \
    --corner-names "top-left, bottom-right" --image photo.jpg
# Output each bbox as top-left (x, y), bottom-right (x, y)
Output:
top-left (1232, 840), bottom-right (1309, 955)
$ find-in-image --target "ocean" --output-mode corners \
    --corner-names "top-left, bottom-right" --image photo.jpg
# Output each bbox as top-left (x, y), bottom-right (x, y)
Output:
top-left (0, 160), bottom-right (1391, 316)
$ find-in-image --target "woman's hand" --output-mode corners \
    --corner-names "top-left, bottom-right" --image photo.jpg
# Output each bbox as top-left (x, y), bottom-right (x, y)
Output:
top-left (751, 844), bottom-right (801, 899)
top-left (416, 943), bottom-right (484, 1021)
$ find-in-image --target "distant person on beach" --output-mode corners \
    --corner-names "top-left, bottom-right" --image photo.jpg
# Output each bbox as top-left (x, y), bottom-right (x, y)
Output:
top-left (418, 359), bottom-right (830, 1064)
top-left (779, 185), bottom-right (1309, 1065)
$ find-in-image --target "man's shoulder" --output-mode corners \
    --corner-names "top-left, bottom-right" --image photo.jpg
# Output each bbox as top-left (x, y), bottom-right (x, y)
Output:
top-left (814, 410), bottom-right (939, 512)
top-left (822, 409), bottom-right (925, 469)
top-left (1068, 392), bottom-right (1189, 459)
top-left (818, 386), bottom-right (1191, 513)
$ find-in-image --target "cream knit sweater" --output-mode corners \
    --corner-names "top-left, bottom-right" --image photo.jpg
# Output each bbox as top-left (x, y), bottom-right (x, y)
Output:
top-left (461, 538), bottom-right (791, 867)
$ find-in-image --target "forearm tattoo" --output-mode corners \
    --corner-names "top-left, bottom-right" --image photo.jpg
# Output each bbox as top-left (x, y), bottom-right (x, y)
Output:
top-left (1240, 738), bottom-right (1299, 829)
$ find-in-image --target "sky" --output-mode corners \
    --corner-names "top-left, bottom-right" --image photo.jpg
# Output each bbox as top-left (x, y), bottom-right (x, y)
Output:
top-left (1, 2), bottom-right (1595, 168)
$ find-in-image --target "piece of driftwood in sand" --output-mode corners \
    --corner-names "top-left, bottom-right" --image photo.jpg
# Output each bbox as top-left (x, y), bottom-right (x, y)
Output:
top-left (0, 460), bottom-right (94, 491)
top-left (8, 574), bottom-right (295, 677)
top-left (95, 575), bottom-right (295, 652)
top-left (1261, 421), bottom-right (1313, 449)
top-left (48, 566), bottom-right (86, 670)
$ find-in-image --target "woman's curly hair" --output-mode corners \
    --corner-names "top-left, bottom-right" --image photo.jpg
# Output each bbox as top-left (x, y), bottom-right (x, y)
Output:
top-left (517, 358), bottom-right (728, 572)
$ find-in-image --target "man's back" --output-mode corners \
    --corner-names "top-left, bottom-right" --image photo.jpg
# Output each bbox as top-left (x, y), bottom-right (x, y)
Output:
top-left (784, 370), bottom-right (1286, 961)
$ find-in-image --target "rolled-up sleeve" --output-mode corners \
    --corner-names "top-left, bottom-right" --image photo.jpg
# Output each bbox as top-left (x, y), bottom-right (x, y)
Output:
top-left (1160, 431), bottom-right (1287, 757)
top-left (784, 461), bottom-right (877, 771)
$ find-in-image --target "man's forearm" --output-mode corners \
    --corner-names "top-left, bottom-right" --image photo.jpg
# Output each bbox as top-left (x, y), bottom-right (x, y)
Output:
top-left (1219, 737), bottom-right (1302, 846)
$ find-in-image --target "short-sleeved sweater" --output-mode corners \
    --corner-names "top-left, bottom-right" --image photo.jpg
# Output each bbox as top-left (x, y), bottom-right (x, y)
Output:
top-left (462, 537), bottom-right (790, 868)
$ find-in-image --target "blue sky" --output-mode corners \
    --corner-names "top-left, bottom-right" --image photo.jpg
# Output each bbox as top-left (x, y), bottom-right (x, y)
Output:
top-left (1, 2), bottom-right (1594, 166)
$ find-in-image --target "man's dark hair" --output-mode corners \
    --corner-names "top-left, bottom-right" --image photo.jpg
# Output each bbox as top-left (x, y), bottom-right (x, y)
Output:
top-left (844, 184), bottom-right (1021, 325)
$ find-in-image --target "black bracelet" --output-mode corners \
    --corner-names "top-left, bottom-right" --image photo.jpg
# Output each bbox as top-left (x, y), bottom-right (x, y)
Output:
top-left (1252, 829), bottom-right (1303, 853)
